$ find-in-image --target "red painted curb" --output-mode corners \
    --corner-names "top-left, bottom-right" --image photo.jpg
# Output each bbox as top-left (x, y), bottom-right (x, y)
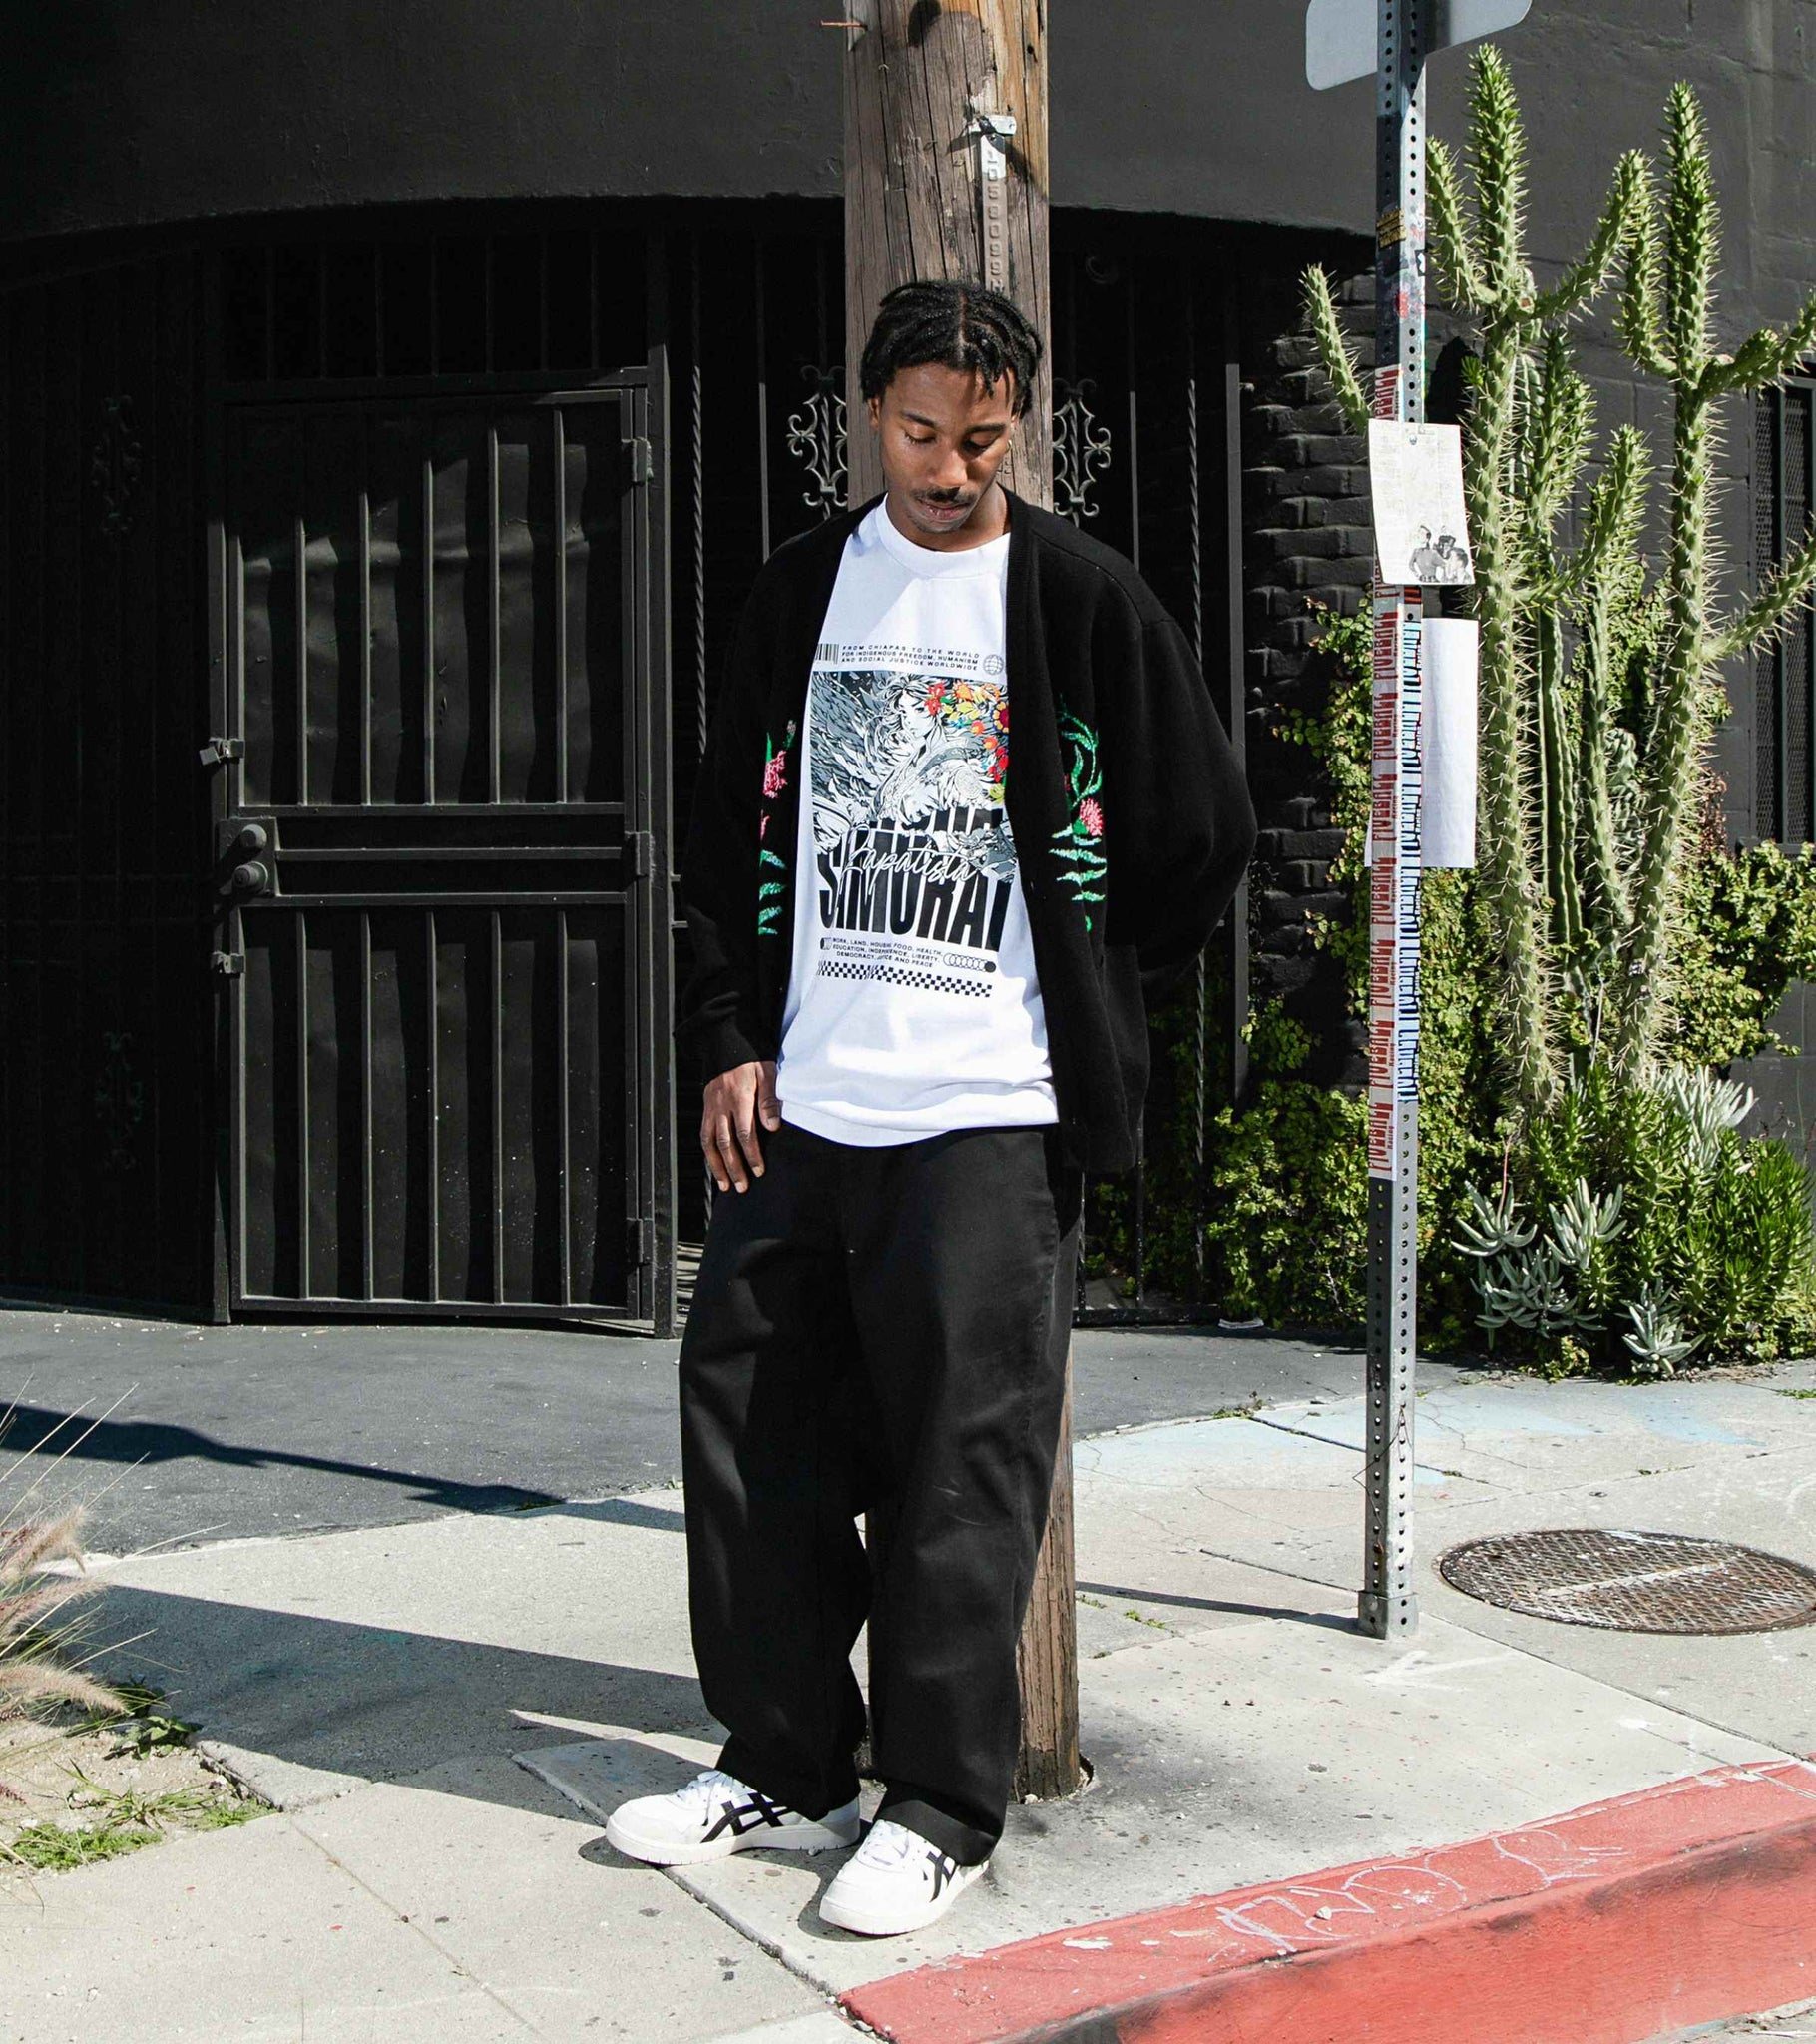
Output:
top-left (842, 1761), bottom-right (1816, 2044)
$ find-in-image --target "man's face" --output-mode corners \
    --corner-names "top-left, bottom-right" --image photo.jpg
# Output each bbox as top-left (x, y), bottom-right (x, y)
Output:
top-left (867, 361), bottom-right (1017, 545)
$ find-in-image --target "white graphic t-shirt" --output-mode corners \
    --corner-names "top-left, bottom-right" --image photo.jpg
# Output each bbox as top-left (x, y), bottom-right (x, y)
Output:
top-left (775, 501), bottom-right (1058, 1145)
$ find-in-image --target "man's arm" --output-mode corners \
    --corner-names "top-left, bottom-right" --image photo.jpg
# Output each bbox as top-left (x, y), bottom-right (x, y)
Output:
top-left (1098, 608), bottom-right (1257, 1006)
top-left (676, 584), bottom-right (784, 1190)
top-left (677, 587), bottom-right (775, 1081)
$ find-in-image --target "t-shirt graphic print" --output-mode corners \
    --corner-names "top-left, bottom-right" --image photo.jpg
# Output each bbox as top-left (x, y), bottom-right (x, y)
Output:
top-left (776, 501), bottom-right (1057, 1145)
top-left (810, 666), bottom-right (1013, 977)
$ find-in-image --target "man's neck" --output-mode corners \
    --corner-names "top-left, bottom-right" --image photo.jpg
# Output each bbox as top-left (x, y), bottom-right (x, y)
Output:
top-left (881, 483), bottom-right (1011, 554)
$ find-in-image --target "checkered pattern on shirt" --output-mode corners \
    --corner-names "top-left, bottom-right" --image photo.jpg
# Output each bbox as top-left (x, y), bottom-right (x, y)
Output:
top-left (817, 958), bottom-right (991, 999)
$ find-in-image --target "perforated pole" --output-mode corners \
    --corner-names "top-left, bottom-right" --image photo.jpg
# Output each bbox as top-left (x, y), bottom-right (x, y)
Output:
top-left (1359, 0), bottom-right (1425, 1640)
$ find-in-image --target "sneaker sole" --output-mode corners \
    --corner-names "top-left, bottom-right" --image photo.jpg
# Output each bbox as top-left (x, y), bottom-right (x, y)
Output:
top-left (818, 1860), bottom-right (987, 1937)
top-left (604, 1809), bottom-right (861, 1868)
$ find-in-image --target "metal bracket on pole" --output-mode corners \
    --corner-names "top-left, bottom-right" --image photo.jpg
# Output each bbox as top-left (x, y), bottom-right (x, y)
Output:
top-left (970, 110), bottom-right (1017, 293)
top-left (1359, 0), bottom-right (1426, 1640)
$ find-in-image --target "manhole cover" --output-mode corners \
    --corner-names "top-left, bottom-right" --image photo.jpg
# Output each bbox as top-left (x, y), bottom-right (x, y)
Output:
top-left (1437, 1529), bottom-right (1816, 1635)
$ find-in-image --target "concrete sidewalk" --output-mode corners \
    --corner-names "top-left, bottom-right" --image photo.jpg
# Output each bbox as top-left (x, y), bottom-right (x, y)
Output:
top-left (3, 1338), bottom-right (1814, 2042)
top-left (0, 1304), bottom-right (1386, 1552)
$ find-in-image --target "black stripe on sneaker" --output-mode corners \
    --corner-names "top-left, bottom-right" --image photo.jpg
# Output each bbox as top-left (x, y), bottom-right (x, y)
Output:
top-left (703, 1791), bottom-right (794, 1841)
top-left (925, 1846), bottom-right (959, 1897)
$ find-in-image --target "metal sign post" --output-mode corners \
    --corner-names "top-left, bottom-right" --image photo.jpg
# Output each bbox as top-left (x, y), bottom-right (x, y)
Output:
top-left (1306, 0), bottom-right (1531, 89)
top-left (1307, 0), bottom-right (1528, 1638)
top-left (1359, 0), bottom-right (1427, 1638)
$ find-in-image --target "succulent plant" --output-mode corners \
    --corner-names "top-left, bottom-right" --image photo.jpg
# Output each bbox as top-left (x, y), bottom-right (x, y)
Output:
top-left (1622, 1284), bottom-right (1700, 1376)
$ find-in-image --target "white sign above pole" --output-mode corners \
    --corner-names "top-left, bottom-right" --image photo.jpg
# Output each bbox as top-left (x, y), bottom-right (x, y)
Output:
top-left (1305, 0), bottom-right (1532, 90)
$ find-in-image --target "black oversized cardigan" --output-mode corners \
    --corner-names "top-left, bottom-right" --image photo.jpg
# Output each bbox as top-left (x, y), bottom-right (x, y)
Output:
top-left (675, 490), bottom-right (1257, 1176)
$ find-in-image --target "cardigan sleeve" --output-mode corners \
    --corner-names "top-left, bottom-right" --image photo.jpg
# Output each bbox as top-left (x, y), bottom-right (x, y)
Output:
top-left (1099, 610), bottom-right (1257, 1007)
top-left (675, 583), bottom-right (777, 1084)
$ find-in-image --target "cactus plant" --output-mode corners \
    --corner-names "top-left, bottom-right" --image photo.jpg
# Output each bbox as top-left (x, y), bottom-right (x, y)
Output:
top-left (1307, 53), bottom-right (1816, 1101)
top-left (1608, 84), bottom-right (1816, 1071)
top-left (1297, 51), bottom-right (1816, 1372)
top-left (1306, 47), bottom-right (1644, 1109)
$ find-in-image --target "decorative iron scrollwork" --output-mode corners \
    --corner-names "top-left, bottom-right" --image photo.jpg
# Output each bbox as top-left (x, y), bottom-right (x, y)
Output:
top-left (784, 366), bottom-right (848, 519)
top-left (94, 1030), bottom-right (145, 1173)
top-left (90, 395), bottom-right (143, 538)
top-left (1052, 377), bottom-right (1114, 526)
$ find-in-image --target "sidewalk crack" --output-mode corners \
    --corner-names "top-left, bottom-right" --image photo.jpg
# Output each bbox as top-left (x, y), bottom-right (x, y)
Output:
top-left (286, 1812), bottom-right (543, 2035)
top-left (1248, 1414), bottom-right (1501, 1487)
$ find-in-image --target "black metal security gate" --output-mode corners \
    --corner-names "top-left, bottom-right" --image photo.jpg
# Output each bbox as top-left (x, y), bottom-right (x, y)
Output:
top-left (208, 367), bottom-right (675, 1328)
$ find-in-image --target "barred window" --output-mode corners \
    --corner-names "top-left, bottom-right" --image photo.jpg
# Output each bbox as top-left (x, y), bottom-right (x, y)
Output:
top-left (1756, 380), bottom-right (1815, 841)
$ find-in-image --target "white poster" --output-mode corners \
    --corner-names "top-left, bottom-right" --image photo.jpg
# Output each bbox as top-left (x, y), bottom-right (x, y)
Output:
top-left (1420, 616), bottom-right (1480, 868)
top-left (1368, 420), bottom-right (1475, 586)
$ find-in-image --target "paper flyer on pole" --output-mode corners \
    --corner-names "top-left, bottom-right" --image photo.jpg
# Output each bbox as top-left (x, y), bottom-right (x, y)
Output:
top-left (1367, 420), bottom-right (1474, 585)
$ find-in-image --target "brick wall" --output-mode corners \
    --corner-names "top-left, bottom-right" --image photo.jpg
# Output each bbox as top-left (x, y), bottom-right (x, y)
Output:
top-left (1239, 262), bottom-right (1378, 1090)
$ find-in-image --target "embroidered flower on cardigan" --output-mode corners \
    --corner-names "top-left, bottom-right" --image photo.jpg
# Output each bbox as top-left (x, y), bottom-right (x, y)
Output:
top-left (1051, 708), bottom-right (1109, 931)
top-left (756, 718), bottom-right (797, 938)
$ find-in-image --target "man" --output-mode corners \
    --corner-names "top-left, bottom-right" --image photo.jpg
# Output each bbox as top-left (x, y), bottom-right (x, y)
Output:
top-left (1431, 529), bottom-right (1471, 581)
top-left (606, 280), bottom-right (1255, 1937)
top-left (1409, 523), bottom-right (1446, 580)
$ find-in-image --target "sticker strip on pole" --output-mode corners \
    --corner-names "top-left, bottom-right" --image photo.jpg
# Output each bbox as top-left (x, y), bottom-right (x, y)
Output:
top-left (1360, 0), bottom-right (1424, 1639)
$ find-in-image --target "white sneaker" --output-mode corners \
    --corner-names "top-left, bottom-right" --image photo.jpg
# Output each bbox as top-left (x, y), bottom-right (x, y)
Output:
top-left (818, 1818), bottom-right (989, 1936)
top-left (604, 1769), bottom-right (861, 1867)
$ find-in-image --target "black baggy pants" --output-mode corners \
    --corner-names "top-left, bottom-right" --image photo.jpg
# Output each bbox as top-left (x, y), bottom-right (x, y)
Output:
top-left (678, 1118), bottom-right (1082, 1868)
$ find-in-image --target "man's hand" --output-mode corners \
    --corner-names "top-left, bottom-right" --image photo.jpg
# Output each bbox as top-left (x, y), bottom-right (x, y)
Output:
top-left (702, 1060), bottom-right (781, 1193)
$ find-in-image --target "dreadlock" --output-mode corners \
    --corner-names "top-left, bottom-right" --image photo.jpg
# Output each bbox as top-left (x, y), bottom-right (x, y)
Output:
top-left (858, 279), bottom-right (1043, 418)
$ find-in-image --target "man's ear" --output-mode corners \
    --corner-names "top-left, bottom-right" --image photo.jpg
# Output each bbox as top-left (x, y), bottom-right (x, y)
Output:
top-left (867, 394), bottom-right (881, 433)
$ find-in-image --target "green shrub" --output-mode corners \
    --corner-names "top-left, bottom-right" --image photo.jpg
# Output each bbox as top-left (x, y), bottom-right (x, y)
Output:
top-left (1202, 1002), bottom-right (1370, 1326)
top-left (1455, 1062), bottom-right (1816, 1370)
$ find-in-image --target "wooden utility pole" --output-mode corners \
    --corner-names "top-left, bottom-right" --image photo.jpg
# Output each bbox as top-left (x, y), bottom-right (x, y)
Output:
top-left (839, 0), bottom-right (1079, 1801)
top-left (842, 0), bottom-right (1052, 509)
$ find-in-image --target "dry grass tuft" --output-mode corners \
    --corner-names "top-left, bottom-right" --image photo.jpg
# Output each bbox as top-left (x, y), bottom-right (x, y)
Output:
top-left (1, 1419), bottom-right (128, 1803)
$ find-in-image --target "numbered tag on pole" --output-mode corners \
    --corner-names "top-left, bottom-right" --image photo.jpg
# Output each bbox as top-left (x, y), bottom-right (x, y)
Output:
top-left (972, 111), bottom-right (1017, 294)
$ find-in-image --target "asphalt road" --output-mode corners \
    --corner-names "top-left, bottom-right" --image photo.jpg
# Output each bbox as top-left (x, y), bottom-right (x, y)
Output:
top-left (0, 1303), bottom-right (1402, 1556)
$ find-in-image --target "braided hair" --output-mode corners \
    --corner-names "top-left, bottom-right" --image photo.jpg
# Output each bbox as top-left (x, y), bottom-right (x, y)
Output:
top-left (859, 279), bottom-right (1043, 418)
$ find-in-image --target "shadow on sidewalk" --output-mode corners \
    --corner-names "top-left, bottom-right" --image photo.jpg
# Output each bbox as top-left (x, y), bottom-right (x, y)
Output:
top-left (3, 1402), bottom-right (563, 1517)
top-left (88, 1581), bottom-right (707, 1800)
top-left (1078, 1579), bottom-right (1357, 1633)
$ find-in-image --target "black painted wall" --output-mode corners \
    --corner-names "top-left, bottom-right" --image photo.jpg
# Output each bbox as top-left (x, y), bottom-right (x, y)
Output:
top-left (6, 5), bottom-right (1812, 328)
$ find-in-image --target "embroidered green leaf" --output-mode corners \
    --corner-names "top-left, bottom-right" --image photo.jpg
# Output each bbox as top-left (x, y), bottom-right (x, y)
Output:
top-left (1051, 706), bottom-right (1110, 933)
top-left (756, 720), bottom-right (799, 936)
